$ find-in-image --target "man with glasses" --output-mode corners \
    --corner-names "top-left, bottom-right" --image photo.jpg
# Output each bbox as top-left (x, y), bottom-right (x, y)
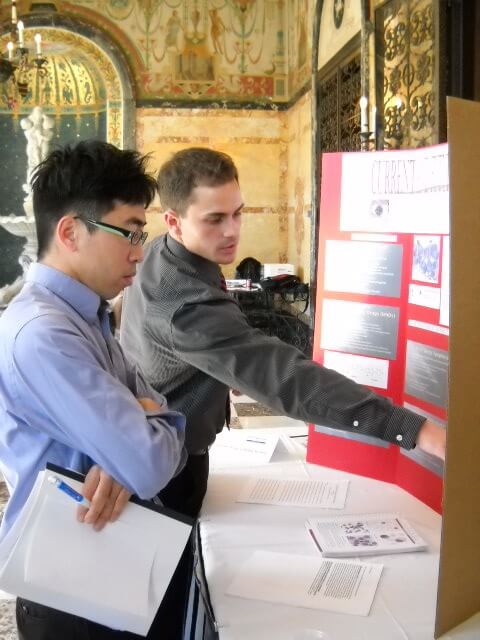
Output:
top-left (0, 140), bottom-right (187, 640)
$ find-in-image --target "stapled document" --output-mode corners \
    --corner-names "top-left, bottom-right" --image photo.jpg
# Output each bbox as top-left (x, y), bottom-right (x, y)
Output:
top-left (306, 513), bottom-right (428, 557)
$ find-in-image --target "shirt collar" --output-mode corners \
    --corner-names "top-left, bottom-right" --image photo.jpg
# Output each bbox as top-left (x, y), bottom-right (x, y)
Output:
top-left (164, 234), bottom-right (223, 287)
top-left (26, 262), bottom-right (102, 324)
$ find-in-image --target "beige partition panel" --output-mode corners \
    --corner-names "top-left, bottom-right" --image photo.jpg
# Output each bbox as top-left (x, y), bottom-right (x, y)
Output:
top-left (435, 97), bottom-right (480, 637)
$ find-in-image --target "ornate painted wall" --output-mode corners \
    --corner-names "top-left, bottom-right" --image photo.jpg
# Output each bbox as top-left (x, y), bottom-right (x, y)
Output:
top-left (136, 105), bottom-right (288, 277)
top-left (318, 0), bottom-right (361, 71)
top-left (0, 0), bottom-right (312, 105)
top-left (285, 90), bottom-right (311, 283)
top-left (0, 0), bottom-right (316, 294)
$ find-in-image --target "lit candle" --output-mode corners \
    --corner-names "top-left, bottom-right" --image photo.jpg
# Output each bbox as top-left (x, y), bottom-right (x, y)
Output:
top-left (17, 20), bottom-right (24, 46)
top-left (359, 96), bottom-right (369, 133)
top-left (34, 33), bottom-right (42, 55)
top-left (11, 0), bottom-right (17, 25)
top-left (7, 41), bottom-right (14, 60)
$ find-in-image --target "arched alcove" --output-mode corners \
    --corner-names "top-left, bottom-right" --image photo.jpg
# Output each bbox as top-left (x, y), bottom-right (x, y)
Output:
top-left (0, 11), bottom-right (135, 289)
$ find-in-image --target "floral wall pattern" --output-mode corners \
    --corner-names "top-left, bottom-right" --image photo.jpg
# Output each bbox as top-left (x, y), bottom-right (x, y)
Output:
top-left (0, 0), bottom-right (313, 105)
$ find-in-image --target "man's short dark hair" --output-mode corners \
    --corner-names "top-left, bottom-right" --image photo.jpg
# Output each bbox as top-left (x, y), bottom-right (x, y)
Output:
top-left (157, 147), bottom-right (238, 215)
top-left (31, 140), bottom-right (157, 259)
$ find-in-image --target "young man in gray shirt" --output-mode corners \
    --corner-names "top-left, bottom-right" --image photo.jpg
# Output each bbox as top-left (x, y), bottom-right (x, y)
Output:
top-left (120, 147), bottom-right (446, 519)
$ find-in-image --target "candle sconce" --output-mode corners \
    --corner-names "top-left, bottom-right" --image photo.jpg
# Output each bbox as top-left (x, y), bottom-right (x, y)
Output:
top-left (359, 96), bottom-right (377, 151)
top-left (359, 129), bottom-right (377, 151)
top-left (0, 0), bottom-right (48, 99)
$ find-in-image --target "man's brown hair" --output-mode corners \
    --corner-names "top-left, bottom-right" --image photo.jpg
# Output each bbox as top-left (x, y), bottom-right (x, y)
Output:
top-left (157, 147), bottom-right (238, 215)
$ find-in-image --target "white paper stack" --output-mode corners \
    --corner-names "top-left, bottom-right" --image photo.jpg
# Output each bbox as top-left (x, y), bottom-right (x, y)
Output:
top-left (0, 468), bottom-right (192, 635)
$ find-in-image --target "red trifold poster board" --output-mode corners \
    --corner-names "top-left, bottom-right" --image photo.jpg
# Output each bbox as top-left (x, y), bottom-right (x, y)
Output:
top-left (307, 144), bottom-right (449, 514)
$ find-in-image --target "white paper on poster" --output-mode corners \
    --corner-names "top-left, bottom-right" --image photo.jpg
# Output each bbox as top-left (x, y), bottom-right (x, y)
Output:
top-left (412, 236), bottom-right (441, 283)
top-left (323, 350), bottom-right (389, 389)
top-left (408, 284), bottom-right (441, 309)
top-left (351, 233), bottom-right (398, 243)
top-left (440, 238), bottom-right (450, 326)
top-left (340, 146), bottom-right (449, 234)
top-left (226, 550), bottom-right (383, 616)
top-left (408, 319), bottom-right (449, 336)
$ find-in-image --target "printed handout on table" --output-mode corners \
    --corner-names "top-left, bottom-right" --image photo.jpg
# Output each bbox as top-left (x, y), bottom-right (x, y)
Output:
top-left (226, 550), bottom-right (383, 616)
top-left (237, 477), bottom-right (349, 509)
top-left (306, 513), bottom-right (428, 557)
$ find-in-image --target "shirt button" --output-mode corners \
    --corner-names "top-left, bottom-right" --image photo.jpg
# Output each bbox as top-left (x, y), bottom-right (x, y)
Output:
top-left (396, 434), bottom-right (403, 442)
top-left (353, 420), bottom-right (359, 427)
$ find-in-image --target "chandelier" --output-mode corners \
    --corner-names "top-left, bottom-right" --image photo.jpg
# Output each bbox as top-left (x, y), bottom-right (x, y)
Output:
top-left (0, 0), bottom-right (47, 98)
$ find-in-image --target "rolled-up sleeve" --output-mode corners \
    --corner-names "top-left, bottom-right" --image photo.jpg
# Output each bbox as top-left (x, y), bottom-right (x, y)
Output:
top-left (170, 298), bottom-right (424, 449)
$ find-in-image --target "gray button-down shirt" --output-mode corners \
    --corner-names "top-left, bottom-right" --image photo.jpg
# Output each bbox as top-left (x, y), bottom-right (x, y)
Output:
top-left (121, 234), bottom-right (425, 453)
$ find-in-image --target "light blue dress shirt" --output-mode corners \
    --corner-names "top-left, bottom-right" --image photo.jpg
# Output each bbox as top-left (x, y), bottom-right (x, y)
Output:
top-left (0, 263), bottom-right (186, 540)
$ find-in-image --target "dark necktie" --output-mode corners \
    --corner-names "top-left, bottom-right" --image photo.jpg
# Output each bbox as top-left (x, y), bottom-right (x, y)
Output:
top-left (220, 274), bottom-right (227, 292)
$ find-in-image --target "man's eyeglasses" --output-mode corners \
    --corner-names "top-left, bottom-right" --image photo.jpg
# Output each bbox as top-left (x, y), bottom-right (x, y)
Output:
top-left (76, 217), bottom-right (148, 246)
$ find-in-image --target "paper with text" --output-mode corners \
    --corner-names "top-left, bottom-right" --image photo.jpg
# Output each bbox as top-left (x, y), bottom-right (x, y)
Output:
top-left (226, 550), bottom-right (383, 616)
top-left (237, 477), bottom-right (349, 508)
top-left (209, 430), bottom-right (280, 468)
top-left (306, 513), bottom-right (428, 557)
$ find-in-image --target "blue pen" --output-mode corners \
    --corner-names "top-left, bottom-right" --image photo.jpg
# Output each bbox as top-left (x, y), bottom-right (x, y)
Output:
top-left (48, 475), bottom-right (91, 508)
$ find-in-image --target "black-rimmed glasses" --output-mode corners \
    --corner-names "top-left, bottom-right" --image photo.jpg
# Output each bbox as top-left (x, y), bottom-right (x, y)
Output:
top-left (76, 217), bottom-right (148, 246)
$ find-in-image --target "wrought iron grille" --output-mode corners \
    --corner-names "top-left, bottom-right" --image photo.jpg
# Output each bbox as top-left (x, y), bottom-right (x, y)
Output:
top-left (375, 0), bottom-right (436, 149)
top-left (318, 54), bottom-right (361, 152)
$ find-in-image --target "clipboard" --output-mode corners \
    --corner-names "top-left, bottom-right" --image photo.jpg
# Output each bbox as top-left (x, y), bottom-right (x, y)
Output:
top-left (0, 463), bottom-right (193, 636)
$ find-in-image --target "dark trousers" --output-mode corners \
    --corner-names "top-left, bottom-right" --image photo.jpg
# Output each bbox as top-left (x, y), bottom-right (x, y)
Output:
top-left (153, 451), bottom-right (210, 638)
top-left (16, 452), bottom-right (209, 640)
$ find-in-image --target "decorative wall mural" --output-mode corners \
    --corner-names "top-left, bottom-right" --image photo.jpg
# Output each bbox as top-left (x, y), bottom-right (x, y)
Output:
top-left (53, 0), bottom-right (312, 104)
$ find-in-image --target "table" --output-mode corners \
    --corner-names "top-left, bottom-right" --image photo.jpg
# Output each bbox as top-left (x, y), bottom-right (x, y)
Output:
top-left (191, 426), bottom-right (480, 640)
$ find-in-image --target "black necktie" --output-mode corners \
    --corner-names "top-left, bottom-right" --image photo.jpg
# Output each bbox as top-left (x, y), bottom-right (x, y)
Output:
top-left (220, 274), bottom-right (227, 292)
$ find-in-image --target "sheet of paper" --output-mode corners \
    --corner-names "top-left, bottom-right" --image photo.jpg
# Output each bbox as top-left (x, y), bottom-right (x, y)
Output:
top-left (407, 319), bottom-right (449, 336)
top-left (412, 236), bottom-right (441, 283)
top-left (408, 284), bottom-right (441, 309)
top-left (237, 477), bottom-right (349, 509)
top-left (439, 237), bottom-right (450, 326)
top-left (226, 550), bottom-right (383, 616)
top-left (25, 495), bottom-right (155, 616)
top-left (0, 468), bottom-right (192, 636)
top-left (306, 513), bottom-right (427, 557)
top-left (323, 350), bottom-right (389, 389)
top-left (340, 148), bottom-right (449, 234)
top-left (210, 430), bottom-right (280, 467)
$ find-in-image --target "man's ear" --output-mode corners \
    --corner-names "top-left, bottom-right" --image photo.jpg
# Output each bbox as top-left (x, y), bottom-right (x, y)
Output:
top-left (56, 215), bottom-right (79, 252)
top-left (164, 209), bottom-right (181, 239)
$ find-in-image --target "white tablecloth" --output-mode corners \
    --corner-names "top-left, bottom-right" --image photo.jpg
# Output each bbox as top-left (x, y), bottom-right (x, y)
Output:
top-left (198, 426), bottom-right (480, 640)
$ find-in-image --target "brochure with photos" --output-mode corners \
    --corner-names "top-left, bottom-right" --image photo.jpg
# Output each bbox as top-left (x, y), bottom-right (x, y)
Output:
top-left (306, 513), bottom-right (428, 558)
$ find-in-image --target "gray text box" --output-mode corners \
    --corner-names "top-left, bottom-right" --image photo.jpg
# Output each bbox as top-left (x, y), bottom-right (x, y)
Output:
top-left (405, 341), bottom-right (449, 409)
